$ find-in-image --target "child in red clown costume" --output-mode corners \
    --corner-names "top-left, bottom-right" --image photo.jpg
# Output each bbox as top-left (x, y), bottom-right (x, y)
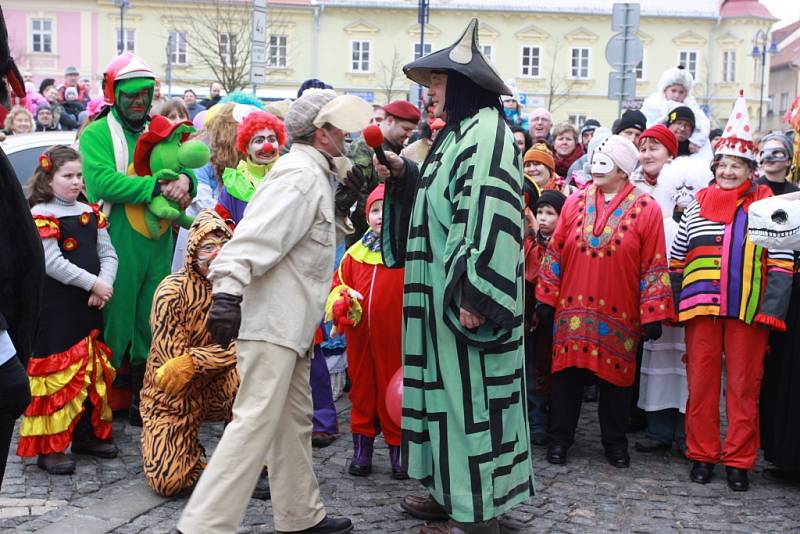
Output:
top-left (214, 110), bottom-right (285, 225)
top-left (325, 183), bottom-right (407, 479)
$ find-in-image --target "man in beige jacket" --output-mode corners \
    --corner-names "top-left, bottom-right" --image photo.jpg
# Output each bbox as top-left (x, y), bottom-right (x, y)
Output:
top-left (177, 89), bottom-right (371, 534)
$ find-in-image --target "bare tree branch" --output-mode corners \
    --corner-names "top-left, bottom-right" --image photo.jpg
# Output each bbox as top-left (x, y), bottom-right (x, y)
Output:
top-left (377, 48), bottom-right (404, 102)
top-left (546, 39), bottom-right (577, 113)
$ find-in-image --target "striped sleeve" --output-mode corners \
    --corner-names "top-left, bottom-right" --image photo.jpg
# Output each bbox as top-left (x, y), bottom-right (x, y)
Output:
top-left (669, 204), bottom-right (692, 304)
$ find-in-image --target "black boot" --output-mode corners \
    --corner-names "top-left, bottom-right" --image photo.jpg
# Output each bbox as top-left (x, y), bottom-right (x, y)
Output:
top-left (71, 402), bottom-right (118, 458)
top-left (129, 364), bottom-right (145, 427)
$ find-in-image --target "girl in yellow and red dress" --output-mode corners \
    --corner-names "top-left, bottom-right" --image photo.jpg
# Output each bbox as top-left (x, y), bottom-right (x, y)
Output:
top-left (19, 146), bottom-right (119, 475)
top-left (325, 184), bottom-right (407, 479)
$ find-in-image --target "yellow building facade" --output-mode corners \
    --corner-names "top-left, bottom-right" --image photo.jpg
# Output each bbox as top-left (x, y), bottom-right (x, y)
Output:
top-left (7, 0), bottom-right (779, 130)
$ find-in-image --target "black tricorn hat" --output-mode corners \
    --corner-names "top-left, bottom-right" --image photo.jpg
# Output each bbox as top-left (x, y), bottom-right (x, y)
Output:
top-left (0, 6), bottom-right (25, 102)
top-left (403, 18), bottom-right (512, 96)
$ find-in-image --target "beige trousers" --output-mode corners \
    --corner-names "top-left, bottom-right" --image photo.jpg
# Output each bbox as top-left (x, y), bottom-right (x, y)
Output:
top-left (177, 340), bottom-right (325, 534)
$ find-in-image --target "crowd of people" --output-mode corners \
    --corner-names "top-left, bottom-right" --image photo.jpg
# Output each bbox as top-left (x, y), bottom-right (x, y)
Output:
top-left (1, 8), bottom-right (800, 534)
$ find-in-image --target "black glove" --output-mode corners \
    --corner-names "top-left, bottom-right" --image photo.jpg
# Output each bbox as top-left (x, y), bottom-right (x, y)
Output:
top-left (334, 183), bottom-right (360, 217)
top-left (535, 303), bottom-right (555, 328)
top-left (343, 165), bottom-right (367, 193)
top-left (207, 293), bottom-right (243, 347)
top-left (642, 322), bottom-right (663, 341)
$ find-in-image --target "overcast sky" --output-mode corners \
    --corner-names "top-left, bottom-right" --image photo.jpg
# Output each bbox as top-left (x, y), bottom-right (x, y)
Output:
top-left (761, 0), bottom-right (800, 29)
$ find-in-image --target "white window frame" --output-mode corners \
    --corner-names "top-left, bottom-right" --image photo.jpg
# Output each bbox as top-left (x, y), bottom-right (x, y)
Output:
top-left (480, 44), bottom-right (494, 63)
top-left (350, 40), bottom-right (371, 73)
top-left (117, 28), bottom-right (135, 53)
top-left (635, 50), bottom-right (646, 80)
top-left (570, 47), bottom-right (590, 79)
top-left (219, 33), bottom-right (236, 66)
top-left (520, 45), bottom-right (540, 78)
top-left (31, 18), bottom-right (54, 54)
top-left (568, 114), bottom-right (587, 129)
top-left (268, 34), bottom-right (288, 68)
top-left (722, 50), bottom-right (736, 83)
top-left (168, 31), bottom-right (188, 65)
top-left (412, 42), bottom-right (432, 60)
top-left (780, 92), bottom-right (790, 114)
top-left (753, 56), bottom-right (764, 84)
top-left (678, 50), bottom-right (698, 81)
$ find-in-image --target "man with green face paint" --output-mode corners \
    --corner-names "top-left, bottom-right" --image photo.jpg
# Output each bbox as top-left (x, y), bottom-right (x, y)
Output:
top-left (79, 53), bottom-right (196, 426)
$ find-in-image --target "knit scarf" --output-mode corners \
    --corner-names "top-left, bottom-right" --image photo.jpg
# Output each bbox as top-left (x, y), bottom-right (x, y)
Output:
top-left (697, 180), bottom-right (752, 224)
top-left (554, 144), bottom-right (584, 177)
top-left (361, 230), bottom-right (381, 252)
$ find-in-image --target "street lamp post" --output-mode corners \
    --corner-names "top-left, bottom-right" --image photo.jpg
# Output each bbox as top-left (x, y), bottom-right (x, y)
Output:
top-left (114, 0), bottom-right (131, 55)
top-left (751, 28), bottom-right (778, 132)
top-left (416, 0), bottom-right (429, 110)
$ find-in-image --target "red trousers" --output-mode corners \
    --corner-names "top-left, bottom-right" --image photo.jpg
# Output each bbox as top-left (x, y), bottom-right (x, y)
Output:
top-left (684, 316), bottom-right (768, 469)
top-left (347, 331), bottom-right (401, 446)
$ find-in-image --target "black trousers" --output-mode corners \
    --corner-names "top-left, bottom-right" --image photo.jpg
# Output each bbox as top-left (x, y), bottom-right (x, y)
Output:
top-left (0, 356), bottom-right (31, 489)
top-left (549, 367), bottom-right (632, 451)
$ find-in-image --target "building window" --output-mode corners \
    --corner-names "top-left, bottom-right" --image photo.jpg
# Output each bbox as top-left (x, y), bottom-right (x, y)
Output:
top-left (780, 93), bottom-right (790, 114)
top-left (678, 50), bottom-right (698, 80)
top-left (521, 46), bottom-right (540, 77)
top-left (570, 47), bottom-right (590, 79)
top-left (569, 114), bottom-right (587, 128)
top-left (753, 57), bottom-right (764, 84)
top-left (480, 44), bottom-right (494, 62)
top-left (351, 40), bottom-right (371, 72)
top-left (116, 29), bottom-right (135, 53)
top-left (31, 18), bottom-right (53, 53)
top-left (722, 51), bottom-right (736, 83)
top-left (168, 31), bottom-right (187, 65)
top-left (768, 94), bottom-right (775, 114)
top-left (219, 33), bottom-right (236, 66)
top-left (268, 35), bottom-right (287, 68)
top-left (413, 42), bottom-right (432, 60)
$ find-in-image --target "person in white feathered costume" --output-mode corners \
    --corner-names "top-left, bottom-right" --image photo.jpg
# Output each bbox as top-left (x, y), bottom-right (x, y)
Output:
top-left (641, 66), bottom-right (713, 163)
top-left (636, 154), bottom-right (713, 454)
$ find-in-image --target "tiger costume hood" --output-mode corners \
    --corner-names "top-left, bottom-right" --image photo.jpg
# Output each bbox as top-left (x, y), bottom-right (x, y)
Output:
top-left (185, 209), bottom-right (233, 274)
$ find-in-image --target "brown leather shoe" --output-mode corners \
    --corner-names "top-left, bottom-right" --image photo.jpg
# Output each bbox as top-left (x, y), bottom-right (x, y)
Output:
top-left (312, 432), bottom-right (337, 448)
top-left (401, 493), bottom-right (449, 521)
top-left (417, 519), bottom-right (500, 534)
top-left (37, 452), bottom-right (76, 475)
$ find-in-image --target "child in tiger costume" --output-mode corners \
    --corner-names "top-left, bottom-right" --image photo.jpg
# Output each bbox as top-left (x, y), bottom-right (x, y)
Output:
top-left (139, 209), bottom-right (268, 498)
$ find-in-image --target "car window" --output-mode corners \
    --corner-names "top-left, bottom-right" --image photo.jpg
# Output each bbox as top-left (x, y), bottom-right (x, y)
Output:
top-left (8, 147), bottom-right (50, 185)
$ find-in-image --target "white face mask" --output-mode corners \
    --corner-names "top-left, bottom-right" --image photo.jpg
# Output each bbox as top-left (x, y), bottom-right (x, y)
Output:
top-left (591, 152), bottom-right (615, 174)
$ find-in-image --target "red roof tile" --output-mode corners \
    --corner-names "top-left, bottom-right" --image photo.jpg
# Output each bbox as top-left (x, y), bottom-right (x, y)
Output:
top-left (720, 0), bottom-right (778, 20)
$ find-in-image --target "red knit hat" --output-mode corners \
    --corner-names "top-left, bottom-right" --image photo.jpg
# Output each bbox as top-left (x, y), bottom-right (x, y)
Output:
top-left (639, 124), bottom-right (678, 157)
top-left (382, 100), bottom-right (421, 123)
top-left (365, 183), bottom-right (385, 216)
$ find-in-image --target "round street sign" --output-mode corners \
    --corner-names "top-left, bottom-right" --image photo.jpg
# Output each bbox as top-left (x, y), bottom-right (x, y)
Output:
top-left (605, 34), bottom-right (643, 68)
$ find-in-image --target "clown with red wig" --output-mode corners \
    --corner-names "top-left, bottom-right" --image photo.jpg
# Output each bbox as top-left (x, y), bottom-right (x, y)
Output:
top-left (215, 111), bottom-right (285, 224)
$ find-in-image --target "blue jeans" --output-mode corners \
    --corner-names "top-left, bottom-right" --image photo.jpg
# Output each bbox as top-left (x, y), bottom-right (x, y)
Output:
top-left (525, 330), bottom-right (550, 434)
top-left (645, 408), bottom-right (686, 451)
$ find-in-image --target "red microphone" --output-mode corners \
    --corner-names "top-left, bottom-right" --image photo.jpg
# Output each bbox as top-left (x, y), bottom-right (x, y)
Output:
top-left (362, 124), bottom-right (390, 169)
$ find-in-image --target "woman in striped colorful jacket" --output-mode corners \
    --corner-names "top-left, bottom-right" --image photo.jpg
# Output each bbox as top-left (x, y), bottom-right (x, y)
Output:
top-left (669, 93), bottom-right (793, 492)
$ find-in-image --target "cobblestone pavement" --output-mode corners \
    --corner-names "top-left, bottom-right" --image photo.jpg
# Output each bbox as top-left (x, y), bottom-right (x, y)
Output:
top-left (2, 397), bottom-right (799, 533)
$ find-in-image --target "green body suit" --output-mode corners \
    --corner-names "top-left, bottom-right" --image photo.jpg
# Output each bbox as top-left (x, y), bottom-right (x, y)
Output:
top-left (382, 107), bottom-right (534, 522)
top-left (80, 110), bottom-right (196, 367)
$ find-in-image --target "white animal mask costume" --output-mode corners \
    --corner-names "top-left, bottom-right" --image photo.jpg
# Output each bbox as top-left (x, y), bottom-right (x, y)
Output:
top-left (748, 191), bottom-right (800, 251)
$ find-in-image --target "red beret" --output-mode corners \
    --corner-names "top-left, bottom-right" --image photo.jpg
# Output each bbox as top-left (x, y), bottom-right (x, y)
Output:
top-left (382, 100), bottom-right (421, 123)
top-left (639, 124), bottom-right (678, 158)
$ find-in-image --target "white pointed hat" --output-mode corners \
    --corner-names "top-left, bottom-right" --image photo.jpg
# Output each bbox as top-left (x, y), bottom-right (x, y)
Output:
top-left (715, 90), bottom-right (756, 161)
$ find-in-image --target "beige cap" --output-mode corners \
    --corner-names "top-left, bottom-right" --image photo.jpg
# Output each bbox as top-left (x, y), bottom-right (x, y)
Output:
top-left (285, 89), bottom-right (371, 139)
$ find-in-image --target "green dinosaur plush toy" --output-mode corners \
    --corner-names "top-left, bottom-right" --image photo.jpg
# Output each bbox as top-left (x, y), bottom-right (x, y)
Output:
top-left (133, 115), bottom-right (210, 239)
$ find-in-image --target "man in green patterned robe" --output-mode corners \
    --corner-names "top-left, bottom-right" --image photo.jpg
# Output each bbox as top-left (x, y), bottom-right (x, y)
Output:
top-left (378, 19), bottom-right (534, 534)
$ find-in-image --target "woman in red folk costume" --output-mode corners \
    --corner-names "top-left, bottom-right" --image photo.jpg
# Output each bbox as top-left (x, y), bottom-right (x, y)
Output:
top-left (325, 184), bottom-right (407, 479)
top-left (670, 93), bottom-right (793, 492)
top-left (215, 111), bottom-right (285, 225)
top-left (536, 135), bottom-right (673, 468)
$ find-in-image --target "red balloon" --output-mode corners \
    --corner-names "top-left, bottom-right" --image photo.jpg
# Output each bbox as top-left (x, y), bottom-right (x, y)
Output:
top-left (385, 367), bottom-right (403, 428)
